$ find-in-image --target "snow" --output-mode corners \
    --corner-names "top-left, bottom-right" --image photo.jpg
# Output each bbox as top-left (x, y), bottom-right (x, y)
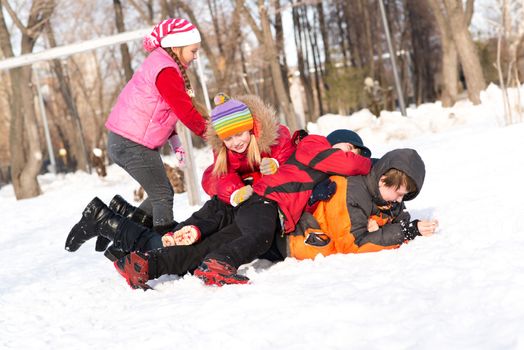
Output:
top-left (1, 84), bottom-right (524, 349)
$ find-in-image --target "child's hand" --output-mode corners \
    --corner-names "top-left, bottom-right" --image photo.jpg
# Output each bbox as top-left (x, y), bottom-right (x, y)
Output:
top-left (260, 158), bottom-right (279, 175)
top-left (174, 146), bottom-right (185, 167)
top-left (417, 219), bottom-right (439, 236)
top-left (230, 185), bottom-right (253, 206)
top-left (162, 225), bottom-right (201, 247)
top-left (368, 218), bottom-right (379, 232)
top-left (308, 178), bottom-right (337, 206)
top-left (161, 232), bottom-right (176, 247)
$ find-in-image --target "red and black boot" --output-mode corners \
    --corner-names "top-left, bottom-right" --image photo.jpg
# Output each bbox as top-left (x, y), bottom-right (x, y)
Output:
top-left (193, 258), bottom-right (250, 286)
top-left (114, 251), bottom-right (152, 290)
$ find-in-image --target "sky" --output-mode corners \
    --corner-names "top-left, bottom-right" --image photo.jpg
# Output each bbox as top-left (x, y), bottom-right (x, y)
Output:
top-left (1, 83), bottom-right (523, 349)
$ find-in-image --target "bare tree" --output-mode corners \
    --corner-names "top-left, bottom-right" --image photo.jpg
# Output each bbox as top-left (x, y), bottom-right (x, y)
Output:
top-left (429, 0), bottom-right (485, 105)
top-left (427, 0), bottom-right (459, 106)
top-left (173, 0), bottom-right (244, 93)
top-left (405, 0), bottom-right (438, 104)
top-left (45, 22), bottom-right (90, 173)
top-left (0, 0), bottom-right (55, 199)
top-left (238, 0), bottom-right (298, 130)
top-left (113, 0), bottom-right (134, 82)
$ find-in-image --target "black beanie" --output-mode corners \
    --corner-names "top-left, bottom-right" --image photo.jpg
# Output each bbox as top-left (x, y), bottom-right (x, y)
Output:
top-left (326, 129), bottom-right (372, 158)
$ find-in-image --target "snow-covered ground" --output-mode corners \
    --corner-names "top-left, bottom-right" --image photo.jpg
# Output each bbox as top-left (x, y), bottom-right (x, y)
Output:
top-left (1, 84), bottom-right (524, 349)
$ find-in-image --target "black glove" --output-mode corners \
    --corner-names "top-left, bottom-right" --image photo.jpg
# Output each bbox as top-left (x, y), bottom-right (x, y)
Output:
top-left (308, 178), bottom-right (337, 206)
top-left (400, 219), bottom-right (421, 240)
top-left (292, 129), bottom-right (309, 145)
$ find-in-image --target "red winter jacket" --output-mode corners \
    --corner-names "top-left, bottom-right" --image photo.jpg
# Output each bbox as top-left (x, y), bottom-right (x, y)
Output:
top-left (253, 135), bottom-right (372, 233)
top-left (202, 95), bottom-right (295, 204)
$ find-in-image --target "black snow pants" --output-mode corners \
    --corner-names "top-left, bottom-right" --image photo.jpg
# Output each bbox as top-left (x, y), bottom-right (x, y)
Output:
top-left (204, 194), bottom-right (282, 269)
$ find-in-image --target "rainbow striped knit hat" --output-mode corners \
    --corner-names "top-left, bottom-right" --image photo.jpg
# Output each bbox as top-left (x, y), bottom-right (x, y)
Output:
top-left (210, 93), bottom-right (254, 140)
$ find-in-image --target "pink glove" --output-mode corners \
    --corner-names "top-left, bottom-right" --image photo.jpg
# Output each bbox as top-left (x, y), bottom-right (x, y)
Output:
top-left (174, 146), bottom-right (185, 167)
top-left (168, 135), bottom-right (185, 167)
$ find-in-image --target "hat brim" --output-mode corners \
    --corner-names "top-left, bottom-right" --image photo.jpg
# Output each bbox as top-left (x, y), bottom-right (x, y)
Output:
top-left (161, 29), bottom-right (201, 48)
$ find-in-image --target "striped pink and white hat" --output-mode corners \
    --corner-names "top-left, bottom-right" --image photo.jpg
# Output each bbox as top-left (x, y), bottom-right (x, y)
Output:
top-left (143, 18), bottom-right (201, 52)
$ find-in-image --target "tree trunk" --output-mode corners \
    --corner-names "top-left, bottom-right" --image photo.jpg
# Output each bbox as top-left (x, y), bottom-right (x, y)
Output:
top-left (274, 0), bottom-right (291, 98)
top-left (427, 0), bottom-right (459, 106)
top-left (293, 5), bottom-right (315, 123)
top-left (0, 0), bottom-right (55, 199)
top-left (304, 7), bottom-right (324, 116)
top-left (260, 1), bottom-right (297, 130)
top-left (440, 37), bottom-right (459, 107)
top-left (443, 0), bottom-right (486, 104)
top-left (317, 2), bottom-right (331, 67)
top-left (113, 0), bottom-right (134, 82)
top-left (9, 66), bottom-right (42, 199)
top-left (335, 2), bottom-right (349, 67)
top-left (46, 23), bottom-right (90, 173)
top-left (343, 1), bottom-right (362, 67)
top-left (362, 0), bottom-right (375, 75)
top-left (406, 0), bottom-right (438, 104)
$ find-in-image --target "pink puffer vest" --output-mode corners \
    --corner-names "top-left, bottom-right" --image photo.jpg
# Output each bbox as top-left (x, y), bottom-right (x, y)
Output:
top-left (105, 48), bottom-right (183, 149)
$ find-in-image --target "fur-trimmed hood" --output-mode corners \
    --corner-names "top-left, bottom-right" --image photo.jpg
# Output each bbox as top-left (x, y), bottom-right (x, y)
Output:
top-left (206, 95), bottom-right (280, 153)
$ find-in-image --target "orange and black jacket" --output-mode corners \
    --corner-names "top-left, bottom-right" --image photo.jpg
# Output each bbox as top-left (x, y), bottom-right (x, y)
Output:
top-left (253, 135), bottom-right (372, 233)
top-left (288, 148), bottom-right (425, 259)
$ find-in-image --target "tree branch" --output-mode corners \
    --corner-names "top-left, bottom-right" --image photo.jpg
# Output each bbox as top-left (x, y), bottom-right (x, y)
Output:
top-left (465, 0), bottom-right (474, 25)
top-left (237, 0), bottom-right (264, 43)
top-left (128, 0), bottom-right (154, 25)
top-left (0, 0), bottom-right (31, 37)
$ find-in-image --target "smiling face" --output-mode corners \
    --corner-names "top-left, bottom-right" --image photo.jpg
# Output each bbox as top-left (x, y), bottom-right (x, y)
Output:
top-left (172, 43), bottom-right (200, 66)
top-left (223, 130), bottom-right (252, 153)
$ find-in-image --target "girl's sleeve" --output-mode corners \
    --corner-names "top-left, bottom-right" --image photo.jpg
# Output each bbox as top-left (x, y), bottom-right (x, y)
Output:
top-left (268, 125), bottom-right (295, 165)
top-left (295, 135), bottom-right (372, 176)
top-left (201, 164), bottom-right (245, 204)
top-left (156, 67), bottom-right (206, 138)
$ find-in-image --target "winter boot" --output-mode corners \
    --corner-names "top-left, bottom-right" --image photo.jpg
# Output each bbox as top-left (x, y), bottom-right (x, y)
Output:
top-left (109, 219), bottom-right (177, 262)
top-left (114, 251), bottom-right (152, 290)
top-left (95, 195), bottom-right (153, 253)
top-left (65, 197), bottom-right (120, 252)
top-left (193, 258), bottom-right (250, 286)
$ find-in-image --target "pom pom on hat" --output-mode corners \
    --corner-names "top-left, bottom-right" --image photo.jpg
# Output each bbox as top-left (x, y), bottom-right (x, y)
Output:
top-left (211, 93), bottom-right (254, 140)
top-left (143, 18), bottom-right (201, 52)
top-left (326, 129), bottom-right (372, 158)
top-left (213, 92), bottom-right (230, 106)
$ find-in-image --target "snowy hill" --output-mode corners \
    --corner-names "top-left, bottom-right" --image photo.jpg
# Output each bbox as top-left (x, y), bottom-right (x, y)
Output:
top-left (1, 85), bottom-right (524, 349)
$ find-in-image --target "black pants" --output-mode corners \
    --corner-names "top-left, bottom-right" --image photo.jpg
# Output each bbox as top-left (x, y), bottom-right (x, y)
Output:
top-left (150, 221), bottom-right (285, 278)
top-left (173, 196), bottom-right (237, 239)
top-left (107, 131), bottom-right (174, 227)
top-left (120, 193), bottom-right (282, 278)
top-left (116, 196), bottom-right (237, 254)
top-left (205, 194), bottom-right (281, 269)
top-left (151, 223), bottom-right (243, 277)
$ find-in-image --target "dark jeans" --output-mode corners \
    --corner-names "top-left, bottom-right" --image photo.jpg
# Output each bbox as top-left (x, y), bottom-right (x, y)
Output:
top-left (173, 196), bottom-right (237, 239)
top-left (107, 131), bottom-right (174, 226)
top-left (149, 195), bottom-right (284, 278)
top-left (114, 196), bottom-right (238, 276)
top-left (206, 194), bottom-right (281, 268)
top-left (152, 223), bottom-right (243, 277)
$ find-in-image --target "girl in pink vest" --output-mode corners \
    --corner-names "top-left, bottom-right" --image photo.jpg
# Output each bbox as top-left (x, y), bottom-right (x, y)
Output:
top-left (104, 18), bottom-right (206, 237)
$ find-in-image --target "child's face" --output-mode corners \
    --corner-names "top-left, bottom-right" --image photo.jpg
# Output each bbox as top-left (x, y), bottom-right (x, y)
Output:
top-left (332, 142), bottom-right (360, 154)
top-left (378, 177), bottom-right (409, 203)
top-left (223, 130), bottom-right (251, 153)
top-left (174, 43), bottom-right (200, 66)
